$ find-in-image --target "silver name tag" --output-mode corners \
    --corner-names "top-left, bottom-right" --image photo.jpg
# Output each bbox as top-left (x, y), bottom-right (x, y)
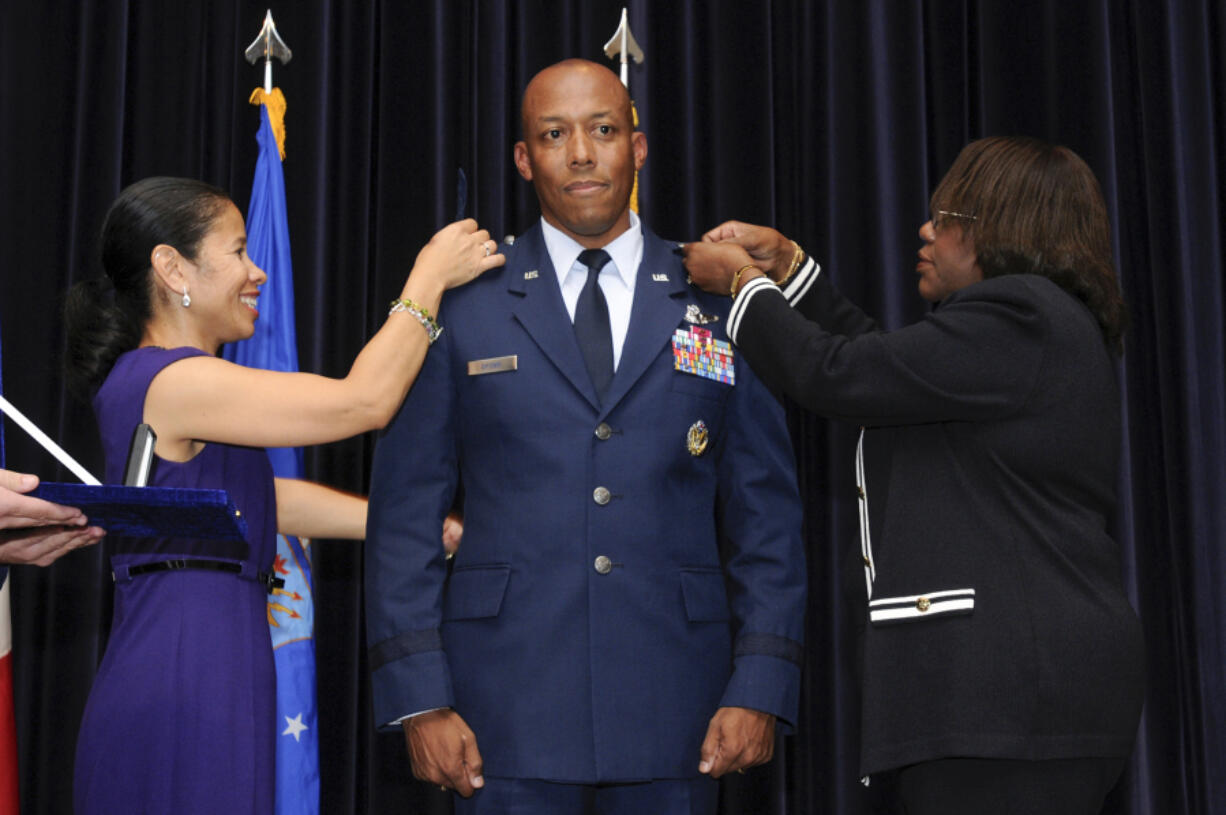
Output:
top-left (467, 355), bottom-right (518, 375)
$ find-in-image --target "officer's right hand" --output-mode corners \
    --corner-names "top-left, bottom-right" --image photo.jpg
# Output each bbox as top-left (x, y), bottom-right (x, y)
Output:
top-left (403, 708), bottom-right (485, 797)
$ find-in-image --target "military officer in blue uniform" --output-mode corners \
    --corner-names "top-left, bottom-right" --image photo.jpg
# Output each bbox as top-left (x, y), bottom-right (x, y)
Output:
top-left (365, 59), bottom-right (807, 815)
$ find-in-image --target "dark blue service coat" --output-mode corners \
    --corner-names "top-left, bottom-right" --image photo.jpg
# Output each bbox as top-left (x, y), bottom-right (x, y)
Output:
top-left (365, 223), bottom-right (807, 782)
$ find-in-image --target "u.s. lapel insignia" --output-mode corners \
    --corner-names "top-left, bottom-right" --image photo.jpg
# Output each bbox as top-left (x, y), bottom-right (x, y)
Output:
top-left (652, 273), bottom-right (669, 282)
top-left (524, 270), bottom-right (539, 280)
top-left (687, 420), bottom-right (709, 457)
top-left (684, 303), bottom-right (719, 325)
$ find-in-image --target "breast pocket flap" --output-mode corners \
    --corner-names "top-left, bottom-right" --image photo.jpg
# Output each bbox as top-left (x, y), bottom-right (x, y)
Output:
top-left (670, 373), bottom-right (732, 402)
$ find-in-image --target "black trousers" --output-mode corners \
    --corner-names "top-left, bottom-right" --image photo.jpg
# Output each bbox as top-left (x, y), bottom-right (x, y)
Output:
top-left (896, 757), bottom-right (1127, 815)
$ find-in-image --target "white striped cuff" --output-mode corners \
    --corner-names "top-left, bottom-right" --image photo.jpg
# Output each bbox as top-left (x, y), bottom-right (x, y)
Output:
top-left (868, 588), bottom-right (976, 625)
top-left (727, 276), bottom-right (779, 343)
top-left (727, 256), bottom-right (823, 345)
top-left (781, 256), bottom-right (821, 305)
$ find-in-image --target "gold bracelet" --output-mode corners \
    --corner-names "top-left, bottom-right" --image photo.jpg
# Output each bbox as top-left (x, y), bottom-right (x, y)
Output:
top-left (777, 241), bottom-right (804, 287)
top-left (730, 264), bottom-right (760, 298)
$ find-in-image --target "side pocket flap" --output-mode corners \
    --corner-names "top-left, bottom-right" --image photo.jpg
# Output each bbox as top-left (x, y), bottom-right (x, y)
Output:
top-left (681, 568), bottom-right (730, 622)
top-left (443, 565), bottom-right (511, 621)
top-left (869, 588), bottom-right (975, 626)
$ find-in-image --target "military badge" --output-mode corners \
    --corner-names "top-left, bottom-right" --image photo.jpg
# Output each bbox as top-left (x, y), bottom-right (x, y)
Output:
top-left (684, 303), bottom-right (719, 325)
top-left (687, 420), bottom-right (709, 457)
top-left (672, 325), bottom-right (735, 385)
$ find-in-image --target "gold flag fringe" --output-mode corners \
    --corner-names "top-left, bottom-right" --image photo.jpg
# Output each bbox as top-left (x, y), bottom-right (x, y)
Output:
top-left (630, 100), bottom-right (640, 213)
top-left (249, 87), bottom-right (287, 160)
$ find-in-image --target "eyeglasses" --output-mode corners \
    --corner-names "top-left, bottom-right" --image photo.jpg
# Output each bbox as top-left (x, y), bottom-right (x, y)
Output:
top-left (932, 209), bottom-right (978, 229)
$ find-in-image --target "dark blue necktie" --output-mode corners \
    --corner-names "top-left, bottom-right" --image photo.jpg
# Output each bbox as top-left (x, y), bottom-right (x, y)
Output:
top-left (574, 248), bottom-right (614, 398)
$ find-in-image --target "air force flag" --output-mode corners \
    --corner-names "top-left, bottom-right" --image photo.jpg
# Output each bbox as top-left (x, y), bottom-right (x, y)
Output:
top-left (224, 87), bottom-right (319, 815)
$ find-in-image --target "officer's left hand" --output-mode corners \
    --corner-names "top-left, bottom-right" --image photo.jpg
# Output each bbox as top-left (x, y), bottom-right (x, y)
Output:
top-left (697, 706), bottom-right (776, 777)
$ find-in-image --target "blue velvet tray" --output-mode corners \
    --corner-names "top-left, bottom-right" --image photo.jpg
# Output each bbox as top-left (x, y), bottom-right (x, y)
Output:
top-left (32, 483), bottom-right (249, 555)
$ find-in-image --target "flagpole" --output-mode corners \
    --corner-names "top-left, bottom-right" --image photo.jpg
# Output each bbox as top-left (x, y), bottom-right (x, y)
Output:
top-left (0, 293), bottom-right (19, 812)
top-left (0, 396), bottom-right (100, 485)
top-left (603, 7), bottom-right (644, 91)
top-left (603, 8), bottom-right (645, 212)
top-left (246, 9), bottom-right (292, 94)
top-left (234, 13), bottom-right (319, 815)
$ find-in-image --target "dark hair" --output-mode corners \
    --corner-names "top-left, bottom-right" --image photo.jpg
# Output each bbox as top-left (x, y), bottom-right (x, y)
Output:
top-left (930, 136), bottom-right (1128, 353)
top-left (64, 177), bottom-right (231, 397)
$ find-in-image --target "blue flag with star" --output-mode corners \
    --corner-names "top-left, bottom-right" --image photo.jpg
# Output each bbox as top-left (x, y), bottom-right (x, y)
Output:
top-left (223, 88), bottom-right (319, 815)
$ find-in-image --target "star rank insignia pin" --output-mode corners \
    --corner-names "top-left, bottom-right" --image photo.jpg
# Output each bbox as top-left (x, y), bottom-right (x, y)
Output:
top-left (687, 420), bottom-right (709, 457)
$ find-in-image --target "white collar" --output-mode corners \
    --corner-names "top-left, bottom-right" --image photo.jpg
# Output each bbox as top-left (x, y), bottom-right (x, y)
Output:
top-left (541, 210), bottom-right (643, 288)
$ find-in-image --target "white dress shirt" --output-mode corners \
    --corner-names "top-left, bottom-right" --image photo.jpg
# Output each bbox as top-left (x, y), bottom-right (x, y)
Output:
top-left (540, 211), bottom-right (644, 370)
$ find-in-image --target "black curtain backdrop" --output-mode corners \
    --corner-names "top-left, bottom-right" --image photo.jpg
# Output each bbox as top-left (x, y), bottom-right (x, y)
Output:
top-left (0, 1), bottom-right (1222, 813)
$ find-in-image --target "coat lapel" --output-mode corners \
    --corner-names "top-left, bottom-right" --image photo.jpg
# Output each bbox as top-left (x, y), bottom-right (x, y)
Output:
top-left (508, 226), bottom-right (602, 410)
top-left (600, 230), bottom-right (689, 415)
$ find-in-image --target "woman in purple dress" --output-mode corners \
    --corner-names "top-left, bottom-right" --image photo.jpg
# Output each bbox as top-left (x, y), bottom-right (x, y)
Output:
top-left (63, 177), bottom-right (503, 813)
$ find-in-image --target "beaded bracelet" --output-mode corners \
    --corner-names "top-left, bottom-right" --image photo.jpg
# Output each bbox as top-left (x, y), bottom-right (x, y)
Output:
top-left (389, 297), bottom-right (442, 344)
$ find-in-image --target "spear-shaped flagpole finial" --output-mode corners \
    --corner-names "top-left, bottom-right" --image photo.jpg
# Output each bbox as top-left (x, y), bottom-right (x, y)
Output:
top-left (245, 10), bottom-right (292, 93)
top-left (603, 7), bottom-right (644, 88)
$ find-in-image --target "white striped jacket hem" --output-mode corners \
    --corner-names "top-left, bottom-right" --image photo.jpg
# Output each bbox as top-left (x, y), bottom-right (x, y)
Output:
top-left (868, 588), bottom-right (976, 625)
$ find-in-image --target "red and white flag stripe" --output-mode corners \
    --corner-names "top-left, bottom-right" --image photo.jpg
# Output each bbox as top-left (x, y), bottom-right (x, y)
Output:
top-left (0, 574), bottom-right (20, 812)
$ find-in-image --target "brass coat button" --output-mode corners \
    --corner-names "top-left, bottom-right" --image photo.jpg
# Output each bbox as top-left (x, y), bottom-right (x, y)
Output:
top-left (595, 423), bottom-right (613, 440)
top-left (916, 597), bottom-right (931, 612)
top-left (593, 487), bottom-right (611, 505)
top-left (594, 556), bottom-right (613, 575)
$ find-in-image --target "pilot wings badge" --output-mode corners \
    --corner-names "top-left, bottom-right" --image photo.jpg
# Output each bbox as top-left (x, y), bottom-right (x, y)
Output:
top-left (685, 303), bottom-right (719, 325)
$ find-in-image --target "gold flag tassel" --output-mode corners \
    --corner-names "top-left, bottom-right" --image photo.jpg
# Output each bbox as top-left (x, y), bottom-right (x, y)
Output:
top-left (249, 87), bottom-right (288, 160)
top-left (630, 100), bottom-right (640, 213)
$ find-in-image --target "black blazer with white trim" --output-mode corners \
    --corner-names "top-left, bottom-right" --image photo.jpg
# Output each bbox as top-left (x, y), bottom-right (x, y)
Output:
top-left (729, 260), bottom-right (1145, 776)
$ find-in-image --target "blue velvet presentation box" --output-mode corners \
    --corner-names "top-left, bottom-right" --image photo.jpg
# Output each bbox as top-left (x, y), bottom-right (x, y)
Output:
top-left (32, 482), bottom-right (250, 559)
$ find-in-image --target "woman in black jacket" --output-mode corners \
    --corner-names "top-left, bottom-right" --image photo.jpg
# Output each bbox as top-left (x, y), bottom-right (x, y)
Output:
top-left (683, 136), bottom-right (1143, 814)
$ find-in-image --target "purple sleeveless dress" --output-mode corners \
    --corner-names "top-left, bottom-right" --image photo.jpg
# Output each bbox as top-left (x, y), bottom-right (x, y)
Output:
top-left (73, 347), bottom-right (277, 814)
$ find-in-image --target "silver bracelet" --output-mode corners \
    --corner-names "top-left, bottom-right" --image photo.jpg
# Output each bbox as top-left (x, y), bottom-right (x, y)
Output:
top-left (389, 298), bottom-right (442, 344)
